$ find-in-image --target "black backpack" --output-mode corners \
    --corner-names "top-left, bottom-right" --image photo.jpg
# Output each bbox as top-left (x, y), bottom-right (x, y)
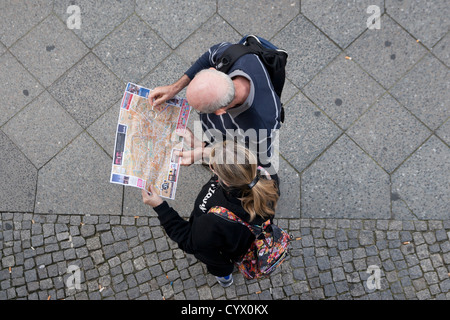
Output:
top-left (215, 35), bottom-right (288, 123)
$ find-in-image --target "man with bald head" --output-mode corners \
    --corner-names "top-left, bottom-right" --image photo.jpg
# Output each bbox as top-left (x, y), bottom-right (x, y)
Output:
top-left (149, 40), bottom-right (282, 178)
top-left (186, 68), bottom-right (236, 114)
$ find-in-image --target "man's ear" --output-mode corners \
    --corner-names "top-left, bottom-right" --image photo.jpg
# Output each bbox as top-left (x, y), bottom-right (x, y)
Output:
top-left (214, 108), bottom-right (227, 116)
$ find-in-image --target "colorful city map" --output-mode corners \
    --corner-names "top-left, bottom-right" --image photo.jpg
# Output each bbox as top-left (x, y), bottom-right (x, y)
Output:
top-left (110, 83), bottom-right (191, 200)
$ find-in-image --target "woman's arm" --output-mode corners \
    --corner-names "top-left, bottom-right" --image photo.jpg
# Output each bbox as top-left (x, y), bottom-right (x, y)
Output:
top-left (141, 188), bottom-right (197, 253)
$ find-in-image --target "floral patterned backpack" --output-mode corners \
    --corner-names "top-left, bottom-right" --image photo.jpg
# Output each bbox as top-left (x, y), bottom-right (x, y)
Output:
top-left (208, 206), bottom-right (291, 279)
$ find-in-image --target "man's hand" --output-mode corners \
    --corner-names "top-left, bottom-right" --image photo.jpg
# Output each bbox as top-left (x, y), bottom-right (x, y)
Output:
top-left (141, 185), bottom-right (163, 208)
top-left (148, 75), bottom-right (191, 108)
top-left (148, 85), bottom-right (176, 108)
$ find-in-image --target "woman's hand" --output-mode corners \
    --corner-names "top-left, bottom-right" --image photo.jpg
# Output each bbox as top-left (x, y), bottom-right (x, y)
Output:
top-left (141, 185), bottom-right (163, 208)
top-left (173, 147), bottom-right (205, 166)
top-left (179, 128), bottom-right (202, 149)
top-left (174, 128), bottom-right (210, 166)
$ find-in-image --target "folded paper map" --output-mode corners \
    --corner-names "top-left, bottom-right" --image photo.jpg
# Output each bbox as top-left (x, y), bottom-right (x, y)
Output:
top-left (110, 83), bottom-right (191, 200)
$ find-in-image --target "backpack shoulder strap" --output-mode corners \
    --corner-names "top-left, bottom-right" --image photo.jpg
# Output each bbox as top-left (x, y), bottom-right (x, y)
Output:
top-left (208, 206), bottom-right (263, 236)
top-left (215, 44), bottom-right (257, 74)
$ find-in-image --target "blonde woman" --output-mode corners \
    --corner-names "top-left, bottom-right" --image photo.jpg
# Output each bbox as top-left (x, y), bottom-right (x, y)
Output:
top-left (141, 141), bottom-right (279, 287)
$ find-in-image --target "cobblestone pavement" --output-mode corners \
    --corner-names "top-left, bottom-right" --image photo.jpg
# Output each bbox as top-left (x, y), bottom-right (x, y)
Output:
top-left (1, 213), bottom-right (450, 300)
top-left (0, 1), bottom-right (449, 300)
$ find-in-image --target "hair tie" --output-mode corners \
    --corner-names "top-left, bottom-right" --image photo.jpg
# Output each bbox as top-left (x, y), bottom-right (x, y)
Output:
top-left (247, 175), bottom-right (259, 189)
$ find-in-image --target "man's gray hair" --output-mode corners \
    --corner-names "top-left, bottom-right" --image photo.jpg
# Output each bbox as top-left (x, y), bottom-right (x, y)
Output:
top-left (196, 69), bottom-right (235, 113)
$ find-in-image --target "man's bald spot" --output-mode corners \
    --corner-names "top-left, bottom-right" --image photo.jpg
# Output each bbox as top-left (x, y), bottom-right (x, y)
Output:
top-left (186, 69), bottom-right (234, 113)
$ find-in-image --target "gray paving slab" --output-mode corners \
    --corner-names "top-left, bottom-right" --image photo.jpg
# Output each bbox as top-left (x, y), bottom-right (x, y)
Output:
top-left (86, 102), bottom-right (122, 159)
top-left (174, 14), bottom-right (241, 67)
top-left (0, 52), bottom-right (44, 126)
top-left (136, 0), bottom-right (216, 49)
top-left (0, 131), bottom-right (37, 212)
top-left (35, 132), bottom-right (123, 215)
top-left (280, 78), bottom-right (299, 105)
top-left (0, 42), bottom-right (6, 56)
top-left (2, 91), bottom-right (83, 169)
top-left (140, 52), bottom-right (190, 91)
top-left (390, 53), bottom-right (449, 130)
top-left (10, 14), bottom-right (89, 88)
top-left (279, 91), bottom-right (342, 173)
top-left (347, 93), bottom-right (431, 173)
top-left (392, 196), bottom-right (418, 221)
top-left (272, 14), bottom-right (341, 88)
top-left (386, 0), bottom-right (450, 49)
top-left (275, 156), bottom-right (300, 219)
top-left (93, 14), bottom-right (171, 83)
top-left (436, 119), bottom-right (450, 146)
top-left (346, 15), bottom-right (427, 89)
top-left (218, 0), bottom-right (299, 40)
top-left (432, 32), bottom-right (450, 67)
top-left (49, 53), bottom-right (124, 128)
top-left (303, 53), bottom-right (385, 129)
top-left (54, 0), bottom-right (135, 48)
top-left (302, 0), bottom-right (384, 48)
top-left (301, 134), bottom-right (390, 219)
top-left (392, 135), bottom-right (450, 220)
top-left (0, 0), bottom-right (53, 47)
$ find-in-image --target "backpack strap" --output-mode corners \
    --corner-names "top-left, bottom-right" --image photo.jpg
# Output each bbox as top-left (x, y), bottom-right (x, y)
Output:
top-left (215, 44), bottom-right (256, 74)
top-left (208, 206), bottom-right (265, 237)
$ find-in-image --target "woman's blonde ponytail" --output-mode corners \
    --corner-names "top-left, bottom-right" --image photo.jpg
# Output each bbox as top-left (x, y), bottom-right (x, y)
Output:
top-left (209, 141), bottom-right (279, 221)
